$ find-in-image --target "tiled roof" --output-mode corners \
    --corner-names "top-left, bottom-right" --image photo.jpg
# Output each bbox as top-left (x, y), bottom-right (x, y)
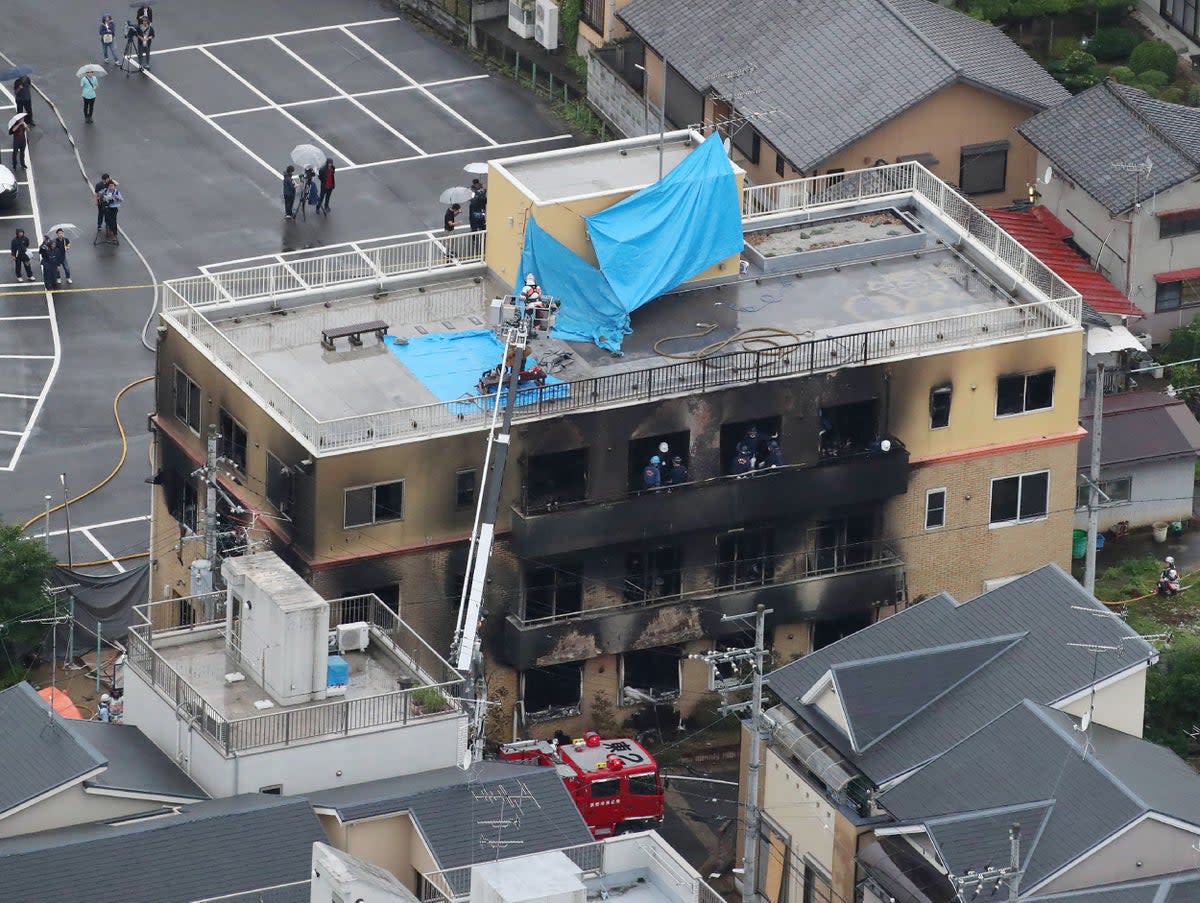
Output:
top-left (1019, 80), bottom-right (1200, 214)
top-left (65, 720), bottom-right (207, 802)
top-left (986, 206), bottom-right (1145, 317)
top-left (1078, 391), bottom-right (1200, 467)
top-left (1027, 871), bottom-right (1200, 903)
top-left (767, 565), bottom-right (1154, 785)
top-left (617, 0), bottom-right (1066, 173)
top-left (880, 701), bottom-right (1200, 891)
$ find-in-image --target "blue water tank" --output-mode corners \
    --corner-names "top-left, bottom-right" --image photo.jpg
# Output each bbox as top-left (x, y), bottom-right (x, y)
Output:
top-left (327, 655), bottom-right (349, 692)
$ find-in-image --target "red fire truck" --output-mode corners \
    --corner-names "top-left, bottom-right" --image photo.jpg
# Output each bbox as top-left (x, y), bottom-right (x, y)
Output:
top-left (498, 731), bottom-right (665, 838)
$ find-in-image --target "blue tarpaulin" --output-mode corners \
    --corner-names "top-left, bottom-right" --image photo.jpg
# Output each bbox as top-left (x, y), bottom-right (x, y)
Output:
top-left (586, 132), bottom-right (743, 313)
top-left (385, 330), bottom-right (568, 411)
top-left (516, 132), bottom-right (743, 352)
top-left (517, 219), bottom-right (628, 352)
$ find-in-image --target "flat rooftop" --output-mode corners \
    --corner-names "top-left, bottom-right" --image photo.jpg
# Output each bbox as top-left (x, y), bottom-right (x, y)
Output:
top-left (495, 129), bottom-right (708, 203)
top-left (159, 635), bottom-right (422, 720)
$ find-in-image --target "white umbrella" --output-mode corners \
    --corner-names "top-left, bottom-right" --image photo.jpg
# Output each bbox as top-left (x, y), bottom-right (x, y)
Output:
top-left (76, 64), bottom-right (106, 78)
top-left (7, 113), bottom-right (27, 132)
top-left (290, 144), bottom-right (325, 169)
top-left (463, 161), bottom-right (489, 175)
top-left (440, 186), bottom-right (474, 205)
top-left (47, 223), bottom-right (79, 238)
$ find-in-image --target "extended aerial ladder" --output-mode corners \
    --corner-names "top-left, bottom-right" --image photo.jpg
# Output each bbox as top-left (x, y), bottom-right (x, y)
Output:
top-left (451, 318), bottom-right (530, 765)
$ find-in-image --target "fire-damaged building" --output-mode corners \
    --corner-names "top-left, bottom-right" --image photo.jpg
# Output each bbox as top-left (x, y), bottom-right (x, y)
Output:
top-left (149, 130), bottom-right (1086, 740)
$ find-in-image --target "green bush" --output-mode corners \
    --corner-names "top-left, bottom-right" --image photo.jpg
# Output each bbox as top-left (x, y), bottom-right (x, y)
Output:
top-left (1062, 73), bottom-right (1102, 93)
top-left (1108, 65), bottom-right (1136, 83)
top-left (410, 687), bottom-right (447, 713)
top-left (1188, 85), bottom-right (1200, 107)
top-left (1129, 40), bottom-right (1179, 75)
top-left (1136, 69), bottom-right (1171, 90)
top-left (1089, 27), bottom-right (1139, 62)
top-left (1159, 85), bottom-right (1187, 104)
top-left (1050, 36), bottom-right (1083, 60)
top-left (1062, 50), bottom-right (1098, 74)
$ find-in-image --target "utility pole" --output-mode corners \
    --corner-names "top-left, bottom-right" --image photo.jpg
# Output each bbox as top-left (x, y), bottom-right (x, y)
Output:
top-left (58, 475), bottom-right (75, 669)
top-left (1111, 159), bottom-right (1152, 299)
top-left (58, 474), bottom-right (73, 571)
top-left (1084, 362), bottom-right (1104, 594)
top-left (953, 823), bottom-right (1022, 901)
top-left (691, 604), bottom-right (772, 903)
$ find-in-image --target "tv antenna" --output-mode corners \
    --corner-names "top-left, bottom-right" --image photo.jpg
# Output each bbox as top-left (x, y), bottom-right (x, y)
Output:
top-left (472, 779), bottom-right (541, 859)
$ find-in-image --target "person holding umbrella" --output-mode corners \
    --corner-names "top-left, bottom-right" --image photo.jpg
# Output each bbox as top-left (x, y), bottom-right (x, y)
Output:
top-left (79, 66), bottom-right (103, 123)
top-left (9, 114), bottom-right (28, 171)
top-left (13, 75), bottom-right (33, 128)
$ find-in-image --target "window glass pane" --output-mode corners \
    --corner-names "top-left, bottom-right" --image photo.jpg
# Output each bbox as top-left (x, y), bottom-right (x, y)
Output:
top-left (1019, 472), bottom-right (1049, 520)
top-left (930, 385), bottom-right (952, 428)
top-left (188, 382), bottom-right (201, 431)
top-left (1109, 477), bottom-right (1132, 503)
top-left (925, 490), bottom-right (946, 529)
top-left (1077, 482), bottom-right (1089, 509)
top-left (1024, 371), bottom-right (1055, 411)
top-left (996, 375), bottom-right (1025, 416)
top-left (456, 470), bottom-right (476, 509)
top-left (591, 779), bottom-right (620, 799)
top-left (374, 481), bottom-right (404, 522)
top-left (991, 476), bottom-right (1020, 523)
top-left (174, 370), bottom-right (188, 422)
top-left (344, 487), bottom-right (374, 528)
top-left (960, 147), bottom-right (1007, 195)
top-left (1157, 282), bottom-right (1182, 312)
top-left (628, 773), bottom-right (658, 795)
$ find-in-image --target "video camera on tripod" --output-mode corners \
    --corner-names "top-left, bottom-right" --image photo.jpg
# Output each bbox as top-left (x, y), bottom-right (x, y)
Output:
top-left (124, 19), bottom-right (140, 39)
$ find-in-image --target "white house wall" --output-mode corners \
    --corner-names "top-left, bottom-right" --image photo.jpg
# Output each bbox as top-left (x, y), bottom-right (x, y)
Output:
top-left (1056, 666), bottom-right (1147, 738)
top-left (1035, 817), bottom-right (1200, 895)
top-left (1073, 458), bottom-right (1196, 532)
top-left (0, 782), bottom-right (158, 839)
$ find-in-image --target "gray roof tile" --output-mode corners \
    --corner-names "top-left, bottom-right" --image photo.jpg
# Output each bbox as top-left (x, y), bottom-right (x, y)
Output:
top-left (0, 793), bottom-right (324, 903)
top-left (1078, 392), bottom-right (1200, 467)
top-left (1019, 80), bottom-right (1200, 214)
top-left (65, 720), bottom-right (208, 802)
top-left (1027, 873), bottom-right (1188, 903)
top-left (0, 682), bottom-right (107, 817)
top-left (617, 0), bottom-right (1066, 172)
top-left (767, 564), bottom-right (1155, 784)
top-left (881, 702), bottom-right (1200, 890)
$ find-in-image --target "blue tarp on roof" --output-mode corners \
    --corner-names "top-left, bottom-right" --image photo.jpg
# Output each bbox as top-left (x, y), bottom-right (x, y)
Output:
top-left (517, 218), bottom-right (629, 352)
top-left (516, 133), bottom-right (743, 353)
top-left (385, 330), bottom-right (567, 411)
top-left (586, 132), bottom-right (743, 313)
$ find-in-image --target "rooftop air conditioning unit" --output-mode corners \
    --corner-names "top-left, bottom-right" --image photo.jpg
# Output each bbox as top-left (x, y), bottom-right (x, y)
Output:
top-left (535, 0), bottom-right (560, 50)
top-left (508, 0), bottom-right (535, 39)
top-left (337, 622), bottom-right (370, 654)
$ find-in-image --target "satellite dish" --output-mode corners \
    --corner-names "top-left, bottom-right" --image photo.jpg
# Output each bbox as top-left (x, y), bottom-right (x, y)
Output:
top-left (723, 137), bottom-right (731, 156)
top-left (1080, 710), bottom-right (1092, 732)
top-left (1043, 166), bottom-right (1053, 185)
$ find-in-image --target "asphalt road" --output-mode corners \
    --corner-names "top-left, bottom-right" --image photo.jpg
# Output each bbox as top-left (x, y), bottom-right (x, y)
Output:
top-left (0, 0), bottom-right (574, 572)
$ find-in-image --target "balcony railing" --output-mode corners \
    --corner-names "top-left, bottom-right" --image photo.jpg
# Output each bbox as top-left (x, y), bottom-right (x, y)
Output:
top-left (161, 161), bottom-right (1081, 456)
top-left (126, 594), bottom-right (462, 756)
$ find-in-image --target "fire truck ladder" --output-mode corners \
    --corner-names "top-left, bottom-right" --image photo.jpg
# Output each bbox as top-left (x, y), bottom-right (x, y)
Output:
top-left (452, 320), bottom-right (530, 764)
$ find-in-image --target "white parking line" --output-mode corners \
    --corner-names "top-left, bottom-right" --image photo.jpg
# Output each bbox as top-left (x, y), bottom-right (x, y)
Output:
top-left (43, 514), bottom-right (151, 538)
top-left (208, 74), bottom-right (491, 119)
top-left (0, 214), bottom-right (35, 220)
top-left (339, 134), bottom-right (574, 171)
top-left (0, 392), bottom-right (39, 399)
top-left (0, 429), bottom-right (24, 436)
top-left (340, 27), bottom-right (498, 147)
top-left (0, 316), bottom-right (52, 321)
top-left (269, 37), bottom-right (425, 157)
top-left (153, 17), bottom-right (400, 55)
top-left (199, 46), bottom-right (357, 167)
top-left (80, 527), bottom-right (126, 573)
top-left (0, 354), bottom-right (55, 360)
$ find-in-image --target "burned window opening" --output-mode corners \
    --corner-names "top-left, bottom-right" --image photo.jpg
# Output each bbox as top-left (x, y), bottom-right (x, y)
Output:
top-left (621, 645), bottom-right (682, 706)
top-left (809, 514), bottom-right (876, 573)
top-left (721, 417), bottom-right (782, 475)
top-left (526, 448), bottom-right (589, 510)
top-left (523, 561), bottom-right (583, 621)
top-left (624, 546), bottom-right (682, 603)
top-left (818, 400), bottom-right (878, 459)
top-left (523, 662), bottom-right (583, 720)
top-left (929, 384), bottom-right (952, 430)
top-left (716, 527), bottom-right (776, 589)
top-left (813, 613), bottom-right (872, 650)
top-left (628, 430), bottom-right (691, 491)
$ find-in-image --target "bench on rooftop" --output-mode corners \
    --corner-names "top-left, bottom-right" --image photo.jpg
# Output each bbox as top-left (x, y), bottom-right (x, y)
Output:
top-left (322, 320), bottom-right (389, 351)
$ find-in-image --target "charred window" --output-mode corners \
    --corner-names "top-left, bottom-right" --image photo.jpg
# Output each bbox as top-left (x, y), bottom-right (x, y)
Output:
top-left (817, 399), bottom-right (878, 458)
top-left (809, 514), bottom-right (875, 573)
top-left (218, 409), bottom-right (248, 472)
top-left (523, 561), bottom-right (583, 621)
top-left (720, 416), bottom-right (782, 474)
top-left (166, 472), bottom-right (198, 533)
top-left (628, 430), bottom-right (690, 491)
top-left (526, 448), bottom-right (588, 509)
top-left (265, 452), bottom-right (293, 516)
top-left (996, 371), bottom-right (1054, 416)
top-left (624, 546), bottom-right (682, 602)
top-left (455, 469), bottom-right (476, 509)
top-left (523, 662), bottom-right (582, 719)
top-left (716, 528), bottom-right (776, 589)
top-left (929, 384), bottom-right (952, 429)
top-left (813, 613), bottom-right (872, 650)
top-left (621, 646), bottom-right (681, 705)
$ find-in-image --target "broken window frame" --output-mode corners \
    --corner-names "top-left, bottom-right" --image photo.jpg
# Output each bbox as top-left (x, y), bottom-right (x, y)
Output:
top-left (624, 545), bottom-right (683, 603)
top-left (929, 384), bottom-right (952, 430)
top-left (620, 646), bottom-right (682, 707)
top-left (715, 527), bottom-right (776, 589)
top-left (521, 661), bottom-right (583, 722)
top-left (522, 561), bottom-right (584, 622)
top-left (525, 448), bottom-right (589, 510)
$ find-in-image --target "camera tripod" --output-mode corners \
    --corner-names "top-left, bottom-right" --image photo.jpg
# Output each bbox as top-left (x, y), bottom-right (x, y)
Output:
top-left (117, 26), bottom-right (143, 76)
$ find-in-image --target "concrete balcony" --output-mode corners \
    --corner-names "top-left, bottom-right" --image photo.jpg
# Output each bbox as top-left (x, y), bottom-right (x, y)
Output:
top-left (509, 446), bottom-right (910, 559)
top-left (500, 545), bottom-right (906, 669)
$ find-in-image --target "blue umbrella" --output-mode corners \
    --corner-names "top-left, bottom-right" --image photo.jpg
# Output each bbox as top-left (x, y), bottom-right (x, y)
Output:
top-left (0, 65), bottom-right (33, 81)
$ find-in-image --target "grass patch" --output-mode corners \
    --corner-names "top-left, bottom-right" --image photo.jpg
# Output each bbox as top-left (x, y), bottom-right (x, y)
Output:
top-left (411, 686), bottom-right (448, 714)
top-left (1095, 557), bottom-right (1200, 633)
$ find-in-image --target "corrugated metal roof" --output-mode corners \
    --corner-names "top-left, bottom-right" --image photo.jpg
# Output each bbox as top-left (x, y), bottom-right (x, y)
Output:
top-left (617, 0), bottom-right (1066, 173)
top-left (986, 207), bottom-right (1144, 317)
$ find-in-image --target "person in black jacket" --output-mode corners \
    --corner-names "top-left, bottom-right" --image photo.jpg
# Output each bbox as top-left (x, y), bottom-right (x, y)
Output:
top-left (317, 158), bottom-right (335, 214)
top-left (13, 76), bottom-right (33, 127)
top-left (10, 228), bottom-right (32, 281)
top-left (37, 235), bottom-right (57, 291)
top-left (282, 165), bottom-right (296, 220)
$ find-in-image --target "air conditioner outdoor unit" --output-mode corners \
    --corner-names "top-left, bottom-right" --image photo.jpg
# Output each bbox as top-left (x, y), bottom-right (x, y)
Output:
top-left (336, 621), bottom-right (370, 654)
top-left (508, 0), bottom-right (535, 39)
top-left (535, 0), bottom-right (560, 50)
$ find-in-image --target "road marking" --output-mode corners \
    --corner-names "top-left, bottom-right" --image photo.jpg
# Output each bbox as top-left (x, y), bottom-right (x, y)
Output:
top-left (0, 392), bottom-right (39, 399)
top-left (141, 69), bottom-right (277, 177)
top-left (208, 74), bottom-right (491, 119)
top-left (339, 134), bottom-right (574, 171)
top-left (340, 27), bottom-right (498, 146)
top-left (152, 17), bottom-right (401, 54)
top-left (0, 214), bottom-right (35, 221)
top-left (43, 514), bottom-right (151, 537)
top-left (0, 429), bottom-right (23, 436)
top-left (0, 354), bottom-right (54, 360)
top-left (269, 37), bottom-right (424, 157)
top-left (80, 527), bottom-right (126, 573)
top-left (0, 316), bottom-right (51, 321)
top-left (199, 46), bottom-right (356, 167)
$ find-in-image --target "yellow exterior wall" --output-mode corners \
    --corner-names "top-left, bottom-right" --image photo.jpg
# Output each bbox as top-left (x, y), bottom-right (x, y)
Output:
top-left (1059, 666), bottom-right (1148, 738)
top-left (485, 162), bottom-right (535, 287)
top-left (888, 332), bottom-right (1084, 461)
